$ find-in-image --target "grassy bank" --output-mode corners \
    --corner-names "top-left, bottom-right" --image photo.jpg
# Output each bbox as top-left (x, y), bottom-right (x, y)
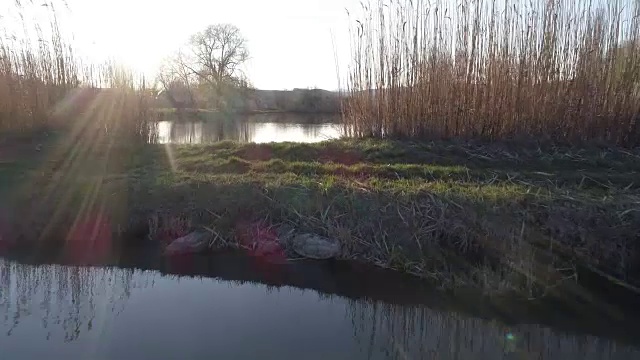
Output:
top-left (2, 137), bottom-right (639, 296)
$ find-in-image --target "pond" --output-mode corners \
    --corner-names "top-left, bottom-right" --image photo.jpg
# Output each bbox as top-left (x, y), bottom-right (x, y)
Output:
top-left (1, 254), bottom-right (639, 359)
top-left (152, 113), bottom-right (344, 144)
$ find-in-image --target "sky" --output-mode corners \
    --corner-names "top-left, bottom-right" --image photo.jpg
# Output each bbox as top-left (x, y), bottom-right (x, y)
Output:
top-left (4, 0), bottom-right (626, 90)
top-left (3, 0), bottom-right (360, 90)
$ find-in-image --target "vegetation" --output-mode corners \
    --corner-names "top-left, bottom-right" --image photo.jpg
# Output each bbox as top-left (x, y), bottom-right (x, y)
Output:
top-left (3, 138), bottom-right (639, 297)
top-left (1, 0), bottom-right (640, 299)
top-left (157, 24), bottom-right (252, 111)
top-left (0, 1), bottom-right (154, 143)
top-left (344, 0), bottom-right (640, 146)
top-left (152, 88), bottom-right (342, 115)
top-left (155, 25), bottom-right (342, 114)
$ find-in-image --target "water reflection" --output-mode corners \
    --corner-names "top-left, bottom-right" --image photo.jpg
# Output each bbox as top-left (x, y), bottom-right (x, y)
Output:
top-left (153, 113), bottom-right (343, 144)
top-left (0, 258), bottom-right (638, 359)
top-left (0, 260), bottom-right (143, 343)
top-left (348, 301), bottom-right (639, 360)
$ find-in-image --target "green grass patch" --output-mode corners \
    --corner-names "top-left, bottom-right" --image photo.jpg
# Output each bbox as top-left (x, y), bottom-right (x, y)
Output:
top-left (2, 137), bottom-right (639, 296)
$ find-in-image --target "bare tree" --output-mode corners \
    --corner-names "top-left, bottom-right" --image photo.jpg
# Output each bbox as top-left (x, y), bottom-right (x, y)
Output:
top-left (158, 51), bottom-right (196, 97)
top-left (158, 24), bottom-right (250, 110)
top-left (183, 24), bottom-right (249, 87)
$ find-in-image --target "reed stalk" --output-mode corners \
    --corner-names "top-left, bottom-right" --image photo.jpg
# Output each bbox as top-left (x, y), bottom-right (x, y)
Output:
top-left (344, 0), bottom-right (640, 146)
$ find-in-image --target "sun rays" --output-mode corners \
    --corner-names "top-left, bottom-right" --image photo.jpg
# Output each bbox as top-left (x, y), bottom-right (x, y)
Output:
top-left (7, 86), bottom-right (155, 259)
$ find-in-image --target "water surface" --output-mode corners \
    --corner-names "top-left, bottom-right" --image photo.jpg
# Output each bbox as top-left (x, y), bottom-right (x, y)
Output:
top-left (1, 255), bottom-right (639, 360)
top-left (153, 113), bottom-right (343, 144)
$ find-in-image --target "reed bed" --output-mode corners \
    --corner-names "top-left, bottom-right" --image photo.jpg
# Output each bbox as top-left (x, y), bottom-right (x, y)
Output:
top-left (0, 1), bottom-right (154, 144)
top-left (344, 0), bottom-right (640, 146)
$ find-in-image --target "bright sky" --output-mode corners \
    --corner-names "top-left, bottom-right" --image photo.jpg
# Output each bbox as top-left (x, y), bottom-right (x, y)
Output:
top-left (3, 0), bottom-right (359, 90)
top-left (5, 0), bottom-right (626, 90)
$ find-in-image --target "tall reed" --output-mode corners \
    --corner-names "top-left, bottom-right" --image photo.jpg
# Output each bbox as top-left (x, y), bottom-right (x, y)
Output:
top-left (0, 1), bottom-right (154, 144)
top-left (344, 0), bottom-right (640, 146)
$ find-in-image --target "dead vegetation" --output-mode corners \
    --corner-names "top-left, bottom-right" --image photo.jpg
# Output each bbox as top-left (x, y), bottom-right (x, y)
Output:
top-left (344, 0), bottom-right (640, 146)
top-left (2, 134), bottom-right (639, 297)
top-left (0, 1), bottom-right (154, 144)
top-left (45, 140), bottom-right (633, 297)
top-left (1, 1), bottom-right (639, 299)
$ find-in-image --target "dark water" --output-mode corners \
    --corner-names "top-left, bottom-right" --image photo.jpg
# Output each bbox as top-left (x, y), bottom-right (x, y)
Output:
top-left (1, 254), bottom-right (639, 360)
top-left (152, 113), bottom-right (343, 144)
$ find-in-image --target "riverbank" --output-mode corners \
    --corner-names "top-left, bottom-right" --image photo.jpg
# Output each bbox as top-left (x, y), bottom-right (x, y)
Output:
top-left (1, 136), bottom-right (639, 297)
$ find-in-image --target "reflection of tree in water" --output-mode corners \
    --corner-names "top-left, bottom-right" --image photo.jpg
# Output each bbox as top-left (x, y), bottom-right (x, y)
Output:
top-left (154, 112), bottom-right (342, 144)
top-left (245, 113), bottom-right (341, 143)
top-left (165, 120), bottom-right (254, 143)
top-left (248, 113), bottom-right (340, 125)
top-left (346, 300), bottom-right (640, 360)
top-left (301, 124), bottom-right (321, 140)
top-left (201, 120), bottom-right (254, 142)
top-left (169, 122), bottom-right (202, 144)
top-left (0, 259), bottom-right (153, 342)
top-left (301, 124), bottom-right (344, 141)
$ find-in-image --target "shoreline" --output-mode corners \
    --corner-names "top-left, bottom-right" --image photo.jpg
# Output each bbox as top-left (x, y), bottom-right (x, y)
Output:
top-left (2, 250), bottom-right (640, 347)
top-left (1, 136), bottom-right (639, 299)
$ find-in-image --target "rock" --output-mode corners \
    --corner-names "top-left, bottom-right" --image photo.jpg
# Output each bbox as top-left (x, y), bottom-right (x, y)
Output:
top-left (165, 231), bottom-right (210, 256)
top-left (291, 233), bottom-right (340, 259)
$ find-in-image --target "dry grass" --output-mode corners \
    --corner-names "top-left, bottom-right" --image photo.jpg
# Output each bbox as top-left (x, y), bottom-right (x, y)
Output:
top-left (2, 139), bottom-right (640, 296)
top-left (4, 132), bottom-right (636, 298)
top-left (344, 0), bottom-right (640, 146)
top-left (0, 1), bottom-right (154, 144)
top-left (1, 2), bottom-right (639, 299)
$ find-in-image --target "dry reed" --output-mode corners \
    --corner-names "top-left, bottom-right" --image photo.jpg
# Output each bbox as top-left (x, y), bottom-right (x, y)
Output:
top-left (344, 0), bottom-right (640, 146)
top-left (0, 1), bottom-right (154, 143)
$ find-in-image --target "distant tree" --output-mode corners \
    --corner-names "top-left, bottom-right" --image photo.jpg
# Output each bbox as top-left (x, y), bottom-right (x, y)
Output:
top-left (158, 79), bottom-right (193, 110)
top-left (169, 24), bottom-right (250, 109)
top-left (158, 24), bottom-right (250, 111)
top-left (157, 53), bottom-right (197, 108)
top-left (187, 24), bottom-right (249, 85)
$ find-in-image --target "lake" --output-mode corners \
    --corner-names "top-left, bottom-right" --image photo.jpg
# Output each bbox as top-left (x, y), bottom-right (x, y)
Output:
top-left (1, 253), bottom-right (639, 360)
top-left (152, 113), bottom-right (344, 144)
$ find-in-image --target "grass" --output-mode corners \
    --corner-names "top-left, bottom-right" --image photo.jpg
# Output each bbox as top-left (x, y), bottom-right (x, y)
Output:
top-left (344, 0), bottom-right (640, 146)
top-left (1, 0), bottom-right (639, 299)
top-left (2, 137), bottom-right (639, 297)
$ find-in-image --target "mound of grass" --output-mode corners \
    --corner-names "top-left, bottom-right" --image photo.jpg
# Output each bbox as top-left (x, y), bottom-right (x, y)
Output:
top-left (2, 138), bottom-right (639, 296)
